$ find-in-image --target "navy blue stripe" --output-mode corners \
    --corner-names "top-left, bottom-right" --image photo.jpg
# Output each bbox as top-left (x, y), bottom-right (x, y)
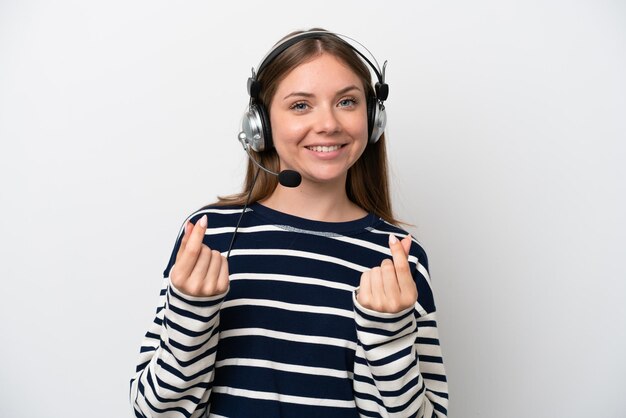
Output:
top-left (135, 360), bottom-right (149, 373)
top-left (231, 253), bottom-right (362, 287)
top-left (430, 389), bottom-right (449, 399)
top-left (160, 333), bottom-right (219, 368)
top-left (143, 373), bottom-right (193, 417)
top-left (357, 320), bottom-right (415, 344)
top-left (164, 314), bottom-right (217, 338)
top-left (227, 276), bottom-right (354, 310)
top-left (386, 379), bottom-right (425, 413)
top-left (422, 372), bottom-right (447, 383)
top-left (154, 373), bottom-right (210, 393)
top-left (139, 346), bottom-right (156, 354)
top-left (416, 336), bottom-right (440, 346)
top-left (216, 335), bottom-right (355, 372)
top-left (220, 305), bottom-right (357, 342)
top-left (144, 331), bottom-right (160, 341)
top-left (419, 355), bottom-right (444, 364)
top-left (355, 304), bottom-right (415, 323)
top-left (214, 365), bottom-right (354, 400)
top-left (167, 297), bottom-right (220, 323)
top-left (365, 345), bottom-right (414, 367)
top-left (356, 357), bottom-right (416, 382)
top-left (169, 285), bottom-right (225, 308)
top-left (353, 389), bottom-right (385, 409)
top-left (210, 391), bottom-right (359, 418)
top-left (156, 357), bottom-right (214, 382)
top-left (433, 401), bottom-right (448, 415)
top-left (165, 332), bottom-right (215, 353)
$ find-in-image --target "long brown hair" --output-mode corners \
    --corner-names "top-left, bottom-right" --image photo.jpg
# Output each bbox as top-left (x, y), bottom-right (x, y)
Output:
top-left (216, 29), bottom-right (399, 225)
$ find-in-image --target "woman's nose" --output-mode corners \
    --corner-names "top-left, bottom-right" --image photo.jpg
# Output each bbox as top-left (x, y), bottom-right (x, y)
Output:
top-left (314, 105), bottom-right (342, 135)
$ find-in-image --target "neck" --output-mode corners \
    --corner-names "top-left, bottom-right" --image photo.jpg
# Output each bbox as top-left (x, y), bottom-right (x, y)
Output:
top-left (261, 177), bottom-right (367, 222)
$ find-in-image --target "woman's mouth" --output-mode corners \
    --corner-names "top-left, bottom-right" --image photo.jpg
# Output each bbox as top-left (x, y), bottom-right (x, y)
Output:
top-left (306, 145), bottom-right (343, 153)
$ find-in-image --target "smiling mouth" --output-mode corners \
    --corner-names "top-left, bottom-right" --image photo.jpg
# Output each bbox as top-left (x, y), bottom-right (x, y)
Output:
top-left (306, 145), bottom-right (344, 153)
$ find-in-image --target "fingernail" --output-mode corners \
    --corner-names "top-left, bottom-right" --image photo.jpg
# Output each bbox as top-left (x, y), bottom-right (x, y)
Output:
top-left (389, 234), bottom-right (398, 245)
top-left (199, 215), bottom-right (207, 227)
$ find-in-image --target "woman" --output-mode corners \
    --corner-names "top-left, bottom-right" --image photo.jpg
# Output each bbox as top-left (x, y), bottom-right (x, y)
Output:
top-left (130, 29), bottom-right (448, 417)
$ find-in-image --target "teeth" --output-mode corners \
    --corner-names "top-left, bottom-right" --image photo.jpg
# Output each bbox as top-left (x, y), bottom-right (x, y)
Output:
top-left (307, 145), bottom-right (341, 153)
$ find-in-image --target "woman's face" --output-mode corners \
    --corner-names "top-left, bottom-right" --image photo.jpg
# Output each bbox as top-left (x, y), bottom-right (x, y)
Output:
top-left (269, 53), bottom-right (369, 187)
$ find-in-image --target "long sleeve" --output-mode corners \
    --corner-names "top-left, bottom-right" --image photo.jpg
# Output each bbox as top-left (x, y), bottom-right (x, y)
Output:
top-left (352, 297), bottom-right (448, 417)
top-left (129, 277), bottom-right (227, 418)
top-left (351, 236), bottom-right (448, 417)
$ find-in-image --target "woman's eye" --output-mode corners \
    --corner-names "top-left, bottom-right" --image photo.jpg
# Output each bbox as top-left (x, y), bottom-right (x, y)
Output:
top-left (290, 102), bottom-right (309, 111)
top-left (338, 98), bottom-right (357, 108)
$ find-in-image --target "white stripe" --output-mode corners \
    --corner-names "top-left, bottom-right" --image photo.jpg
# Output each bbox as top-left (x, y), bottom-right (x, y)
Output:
top-left (368, 225), bottom-right (396, 235)
top-left (212, 386), bottom-right (356, 408)
top-left (228, 249), bottom-right (368, 272)
top-left (194, 207), bottom-right (248, 216)
top-left (219, 327), bottom-right (358, 351)
top-left (415, 301), bottom-right (427, 316)
top-left (333, 234), bottom-right (421, 265)
top-left (229, 273), bottom-right (355, 292)
top-left (175, 208), bottom-right (250, 240)
top-left (219, 225), bottom-right (416, 270)
top-left (332, 234), bottom-right (390, 254)
top-left (215, 358), bottom-right (352, 380)
top-left (222, 298), bottom-right (354, 319)
top-left (204, 224), bottom-right (284, 236)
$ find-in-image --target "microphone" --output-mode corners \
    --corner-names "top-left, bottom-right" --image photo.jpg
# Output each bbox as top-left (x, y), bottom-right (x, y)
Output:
top-left (238, 132), bottom-right (302, 188)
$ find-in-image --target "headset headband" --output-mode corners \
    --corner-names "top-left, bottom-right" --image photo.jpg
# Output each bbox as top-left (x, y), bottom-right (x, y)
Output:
top-left (247, 30), bottom-right (389, 102)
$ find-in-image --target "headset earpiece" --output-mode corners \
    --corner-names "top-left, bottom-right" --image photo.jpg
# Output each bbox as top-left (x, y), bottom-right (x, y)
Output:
top-left (375, 82), bottom-right (389, 102)
top-left (247, 77), bottom-right (261, 100)
top-left (367, 94), bottom-right (387, 144)
top-left (256, 104), bottom-right (272, 151)
top-left (240, 103), bottom-right (273, 152)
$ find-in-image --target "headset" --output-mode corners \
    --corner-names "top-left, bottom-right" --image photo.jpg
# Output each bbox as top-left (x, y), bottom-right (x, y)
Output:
top-left (239, 30), bottom-right (390, 154)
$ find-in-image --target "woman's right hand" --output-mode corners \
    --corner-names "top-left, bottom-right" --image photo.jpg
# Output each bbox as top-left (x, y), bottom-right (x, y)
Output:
top-left (170, 215), bottom-right (230, 297)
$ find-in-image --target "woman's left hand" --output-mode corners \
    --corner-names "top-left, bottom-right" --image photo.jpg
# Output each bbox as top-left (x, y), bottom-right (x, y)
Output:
top-left (356, 234), bottom-right (417, 313)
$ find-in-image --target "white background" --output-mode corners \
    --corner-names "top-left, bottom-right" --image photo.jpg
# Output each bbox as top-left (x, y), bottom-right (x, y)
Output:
top-left (1, 1), bottom-right (625, 417)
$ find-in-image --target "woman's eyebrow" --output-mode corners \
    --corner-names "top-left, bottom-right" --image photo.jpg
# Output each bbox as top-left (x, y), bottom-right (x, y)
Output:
top-left (335, 85), bottom-right (361, 95)
top-left (283, 91), bottom-right (314, 100)
top-left (282, 85), bottom-right (362, 100)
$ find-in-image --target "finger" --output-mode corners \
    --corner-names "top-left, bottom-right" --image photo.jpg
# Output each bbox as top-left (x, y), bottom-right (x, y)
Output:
top-left (388, 233), bottom-right (414, 293)
top-left (183, 245), bottom-right (212, 294)
top-left (357, 270), bottom-right (372, 307)
top-left (215, 253), bottom-right (230, 294)
top-left (175, 221), bottom-right (193, 262)
top-left (381, 258), bottom-right (401, 311)
top-left (175, 215), bottom-right (208, 279)
top-left (370, 267), bottom-right (385, 310)
top-left (202, 250), bottom-right (222, 295)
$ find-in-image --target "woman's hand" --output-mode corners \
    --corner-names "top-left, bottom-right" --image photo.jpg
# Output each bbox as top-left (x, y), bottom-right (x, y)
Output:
top-left (170, 215), bottom-right (230, 297)
top-left (356, 234), bottom-right (417, 313)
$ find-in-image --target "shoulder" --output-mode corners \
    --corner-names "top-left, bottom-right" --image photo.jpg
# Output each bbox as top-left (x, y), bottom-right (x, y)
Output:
top-left (368, 218), bottom-right (429, 267)
top-left (184, 204), bottom-right (248, 226)
top-left (169, 204), bottom-right (248, 243)
top-left (161, 204), bottom-right (246, 278)
top-left (379, 221), bottom-right (437, 314)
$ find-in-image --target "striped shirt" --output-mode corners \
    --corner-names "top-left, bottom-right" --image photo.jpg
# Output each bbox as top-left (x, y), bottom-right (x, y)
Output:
top-left (130, 203), bottom-right (448, 417)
